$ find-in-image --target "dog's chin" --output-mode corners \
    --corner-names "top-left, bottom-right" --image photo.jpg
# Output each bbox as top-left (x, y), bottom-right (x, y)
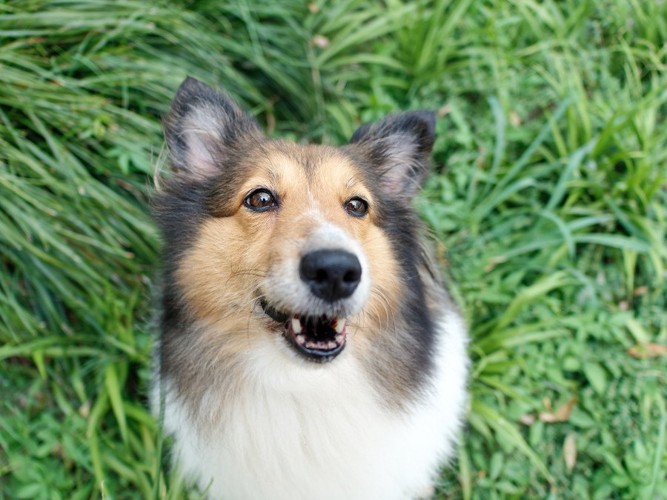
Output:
top-left (259, 298), bottom-right (348, 362)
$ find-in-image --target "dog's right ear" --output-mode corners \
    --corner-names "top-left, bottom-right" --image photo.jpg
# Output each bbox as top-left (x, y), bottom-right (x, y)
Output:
top-left (163, 77), bottom-right (262, 178)
top-left (348, 111), bottom-right (435, 199)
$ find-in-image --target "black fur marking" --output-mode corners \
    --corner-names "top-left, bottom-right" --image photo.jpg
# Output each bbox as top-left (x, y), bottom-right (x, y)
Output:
top-left (371, 189), bottom-right (438, 393)
top-left (343, 112), bottom-right (439, 398)
top-left (152, 177), bottom-right (207, 381)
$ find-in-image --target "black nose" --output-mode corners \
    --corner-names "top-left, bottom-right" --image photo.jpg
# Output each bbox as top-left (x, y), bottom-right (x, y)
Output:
top-left (299, 250), bottom-right (362, 302)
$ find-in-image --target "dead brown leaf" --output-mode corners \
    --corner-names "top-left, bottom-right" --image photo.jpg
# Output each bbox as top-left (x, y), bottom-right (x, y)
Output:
top-left (563, 433), bottom-right (577, 472)
top-left (79, 400), bottom-right (91, 418)
top-left (628, 343), bottom-right (667, 359)
top-left (519, 414), bottom-right (536, 425)
top-left (539, 396), bottom-right (577, 423)
top-left (311, 35), bottom-right (330, 48)
top-left (437, 104), bottom-right (452, 117)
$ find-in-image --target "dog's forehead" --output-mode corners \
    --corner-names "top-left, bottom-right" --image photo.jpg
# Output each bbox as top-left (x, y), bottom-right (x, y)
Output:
top-left (249, 141), bottom-right (367, 194)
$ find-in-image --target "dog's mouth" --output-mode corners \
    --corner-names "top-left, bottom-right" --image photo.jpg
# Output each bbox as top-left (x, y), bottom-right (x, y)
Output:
top-left (260, 299), bottom-right (347, 362)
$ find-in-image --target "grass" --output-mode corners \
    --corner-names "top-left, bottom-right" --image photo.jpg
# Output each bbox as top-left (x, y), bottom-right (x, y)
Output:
top-left (0, 0), bottom-right (665, 498)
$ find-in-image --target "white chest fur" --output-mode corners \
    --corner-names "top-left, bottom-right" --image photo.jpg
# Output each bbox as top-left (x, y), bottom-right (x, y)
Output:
top-left (155, 313), bottom-right (468, 500)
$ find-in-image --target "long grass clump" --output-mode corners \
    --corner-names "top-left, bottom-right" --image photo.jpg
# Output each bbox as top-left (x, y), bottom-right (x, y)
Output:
top-left (1, 0), bottom-right (665, 497)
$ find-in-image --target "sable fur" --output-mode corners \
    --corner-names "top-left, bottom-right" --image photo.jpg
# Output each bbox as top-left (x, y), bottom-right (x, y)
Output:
top-left (152, 76), bottom-right (468, 499)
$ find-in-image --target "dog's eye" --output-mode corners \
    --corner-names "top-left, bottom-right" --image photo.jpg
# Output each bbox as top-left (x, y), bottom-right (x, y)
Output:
top-left (344, 197), bottom-right (368, 217)
top-left (244, 188), bottom-right (278, 212)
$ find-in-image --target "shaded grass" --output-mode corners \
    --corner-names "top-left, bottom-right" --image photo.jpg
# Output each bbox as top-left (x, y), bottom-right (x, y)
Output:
top-left (1, 0), bottom-right (665, 497)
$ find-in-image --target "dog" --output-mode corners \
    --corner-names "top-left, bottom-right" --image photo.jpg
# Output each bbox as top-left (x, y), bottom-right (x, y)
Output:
top-left (151, 76), bottom-right (468, 499)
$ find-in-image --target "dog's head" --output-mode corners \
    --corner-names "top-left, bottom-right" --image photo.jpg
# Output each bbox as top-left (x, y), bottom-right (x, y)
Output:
top-left (158, 77), bottom-right (435, 365)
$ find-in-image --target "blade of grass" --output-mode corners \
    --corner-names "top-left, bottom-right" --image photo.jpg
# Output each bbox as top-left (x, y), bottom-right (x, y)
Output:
top-left (472, 400), bottom-right (554, 484)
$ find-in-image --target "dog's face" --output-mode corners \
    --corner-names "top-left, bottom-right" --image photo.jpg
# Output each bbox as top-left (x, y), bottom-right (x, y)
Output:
top-left (171, 143), bottom-right (386, 362)
top-left (159, 77), bottom-right (435, 365)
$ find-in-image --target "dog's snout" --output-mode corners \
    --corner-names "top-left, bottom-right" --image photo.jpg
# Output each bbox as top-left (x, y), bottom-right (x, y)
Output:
top-left (299, 250), bottom-right (361, 302)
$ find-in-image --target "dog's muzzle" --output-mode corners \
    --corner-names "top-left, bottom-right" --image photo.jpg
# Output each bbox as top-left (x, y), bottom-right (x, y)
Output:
top-left (259, 249), bottom-right (361, 362)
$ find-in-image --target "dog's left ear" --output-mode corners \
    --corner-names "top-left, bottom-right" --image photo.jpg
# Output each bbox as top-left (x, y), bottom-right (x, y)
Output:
top-left (349, 111), bottom-right (436, 198)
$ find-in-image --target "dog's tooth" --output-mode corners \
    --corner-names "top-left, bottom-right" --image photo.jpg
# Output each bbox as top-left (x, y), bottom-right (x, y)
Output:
top-left (327, 341), bottom-right (337, 349)
top-left (335, 333), bottom-right (344, 344)
top-left (291, 317), bottom-right (302, 334)
top-left (334, 318), bottom-right (346, 333)
top-left (295, 334), bottom-right (306, 346)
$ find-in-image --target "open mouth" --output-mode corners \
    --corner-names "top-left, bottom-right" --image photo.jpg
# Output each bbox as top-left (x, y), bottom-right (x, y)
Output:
top-left (260, 299), bottom-right (347, 362)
